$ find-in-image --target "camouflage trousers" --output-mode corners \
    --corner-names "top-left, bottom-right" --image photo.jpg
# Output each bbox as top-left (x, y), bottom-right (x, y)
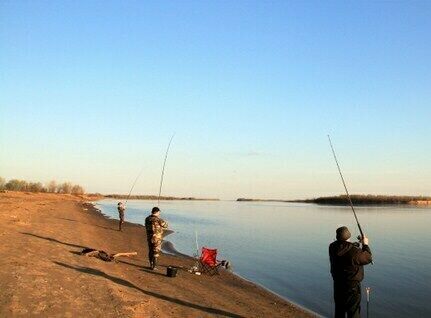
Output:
top-left (146, 235), bottom-right (162, 260)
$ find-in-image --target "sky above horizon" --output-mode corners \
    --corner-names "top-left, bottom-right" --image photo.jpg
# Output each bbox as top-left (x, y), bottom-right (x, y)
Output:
top-left (1, 1), bottom-right (430, 199)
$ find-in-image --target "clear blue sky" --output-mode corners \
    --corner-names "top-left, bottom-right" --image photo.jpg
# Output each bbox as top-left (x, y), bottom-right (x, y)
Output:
top-left (1, 1), bottom-right (430, 199)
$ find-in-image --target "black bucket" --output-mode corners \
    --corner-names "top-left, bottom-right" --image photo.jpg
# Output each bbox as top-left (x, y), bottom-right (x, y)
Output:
top-left (166, 266), bottom-right (178, 277)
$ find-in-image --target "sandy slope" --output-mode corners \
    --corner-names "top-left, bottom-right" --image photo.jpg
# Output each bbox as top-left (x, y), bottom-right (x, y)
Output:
top-left (0, 191), bottom-right (314, 318)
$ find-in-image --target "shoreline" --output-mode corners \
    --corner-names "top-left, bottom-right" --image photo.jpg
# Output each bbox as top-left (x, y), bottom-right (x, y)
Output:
top-left (0, 191), bottom-right (314, 317)
top-left (95, 200), bottom-right (319, 317)
top-left (90, 201), bottom-right (319, 317)
top-left (161, 233), bottom-right (319, 316)
top-left (161, 234), bottom-right (319, 316)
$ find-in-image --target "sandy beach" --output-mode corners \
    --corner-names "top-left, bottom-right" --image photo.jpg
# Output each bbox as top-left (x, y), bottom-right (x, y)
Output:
top-left (0, 191), bottom-right (314, 318)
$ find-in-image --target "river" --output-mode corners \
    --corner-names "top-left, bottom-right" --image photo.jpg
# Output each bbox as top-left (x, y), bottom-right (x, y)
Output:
top-left (96, 199), bottom-right (431, 317)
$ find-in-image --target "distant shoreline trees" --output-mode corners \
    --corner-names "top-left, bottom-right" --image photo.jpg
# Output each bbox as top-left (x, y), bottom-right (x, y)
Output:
top-left (302, 194), bottom-right (431, 205)
top-left (237, 194), bottom-right (431, 205)
top-left (0, 177), bottom-right (85, 195)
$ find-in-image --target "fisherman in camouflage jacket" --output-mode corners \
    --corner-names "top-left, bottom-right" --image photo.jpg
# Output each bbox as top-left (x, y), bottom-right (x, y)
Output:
top-left (145, 207), bottom-right (168, 270)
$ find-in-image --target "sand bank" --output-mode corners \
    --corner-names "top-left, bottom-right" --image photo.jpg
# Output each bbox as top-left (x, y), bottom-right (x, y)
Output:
top-left (0, 191), bottom-right (314, 317)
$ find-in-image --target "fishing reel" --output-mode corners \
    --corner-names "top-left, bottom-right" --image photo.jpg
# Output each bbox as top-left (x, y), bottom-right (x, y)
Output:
top-left (352, 235), bottom-right (362, 248)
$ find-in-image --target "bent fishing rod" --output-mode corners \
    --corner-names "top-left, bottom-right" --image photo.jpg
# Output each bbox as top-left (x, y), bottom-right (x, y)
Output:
top-left (157, 134), bottom-right (175, 206)
top-left (327, 135), bottom-right (365, 240)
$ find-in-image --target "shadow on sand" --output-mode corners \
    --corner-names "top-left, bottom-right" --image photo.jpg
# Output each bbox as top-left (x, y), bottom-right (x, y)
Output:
top-left (118, 259), bottom-right (181, 273)
top-left (68, 251), bottom-right (167, 278)
top-left (52, 217), bottom-right (118, 232)
top-left (20, 232), bottom-right (88, 249)
top-left (53, 261), bottom-right (244, 318)
top-left (117, 259), bottom-right (144, 269)
top-left (139, 267), bottom-right (168, 277)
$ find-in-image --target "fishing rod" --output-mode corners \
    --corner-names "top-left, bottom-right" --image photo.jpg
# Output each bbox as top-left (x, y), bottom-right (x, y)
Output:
top-left (157, 134), bottom-right (175, 206)
top-left (190, 229), bottom-right (201, 273)
top-left (327, 135), bottom-right (365, 240)
top-left (195, 230), bottom-right (199, 257)
top-left (125, 165), bottom-right (145, 205)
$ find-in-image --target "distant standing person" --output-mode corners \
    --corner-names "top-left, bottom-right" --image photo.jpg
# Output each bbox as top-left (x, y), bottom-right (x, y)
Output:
top-left (145, 207), bottom-right (168, 270)
top-left (329, 226), bottom-right (373, 318)
top-left (117, 202), bottom-right (125, 231)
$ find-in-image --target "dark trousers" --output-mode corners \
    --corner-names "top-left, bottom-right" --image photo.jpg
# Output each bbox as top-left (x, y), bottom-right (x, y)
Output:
top-left (118, 212), bottom-right (124, 231)
top-left (148, 245), bottom-right (154, 263)
top-left (146, 238), bottom-right (156, 267)
top-left (334, 282), bottom-right (361, 318)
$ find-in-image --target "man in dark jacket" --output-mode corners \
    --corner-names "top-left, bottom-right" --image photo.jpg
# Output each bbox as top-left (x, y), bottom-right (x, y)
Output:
top-left (145, 207), bottom-right (168, 270)
top-left (329, 226), bottom-right (372, 318)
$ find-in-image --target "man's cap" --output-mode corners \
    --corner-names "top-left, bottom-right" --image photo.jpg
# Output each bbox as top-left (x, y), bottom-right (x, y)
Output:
top-left (151, 207), bottom-right (160, 214)
top-left (336, 226), bottom-right (351, 241)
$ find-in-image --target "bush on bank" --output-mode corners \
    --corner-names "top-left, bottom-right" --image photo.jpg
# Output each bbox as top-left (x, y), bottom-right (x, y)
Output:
top-left (0, 177), bottom-right (85, 195)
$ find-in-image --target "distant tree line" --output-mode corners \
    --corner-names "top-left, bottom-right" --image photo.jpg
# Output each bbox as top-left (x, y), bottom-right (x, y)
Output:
top-left (0, 177), bottom-right (85, 195)
top-left (237, 195), bottom-right (431, 205)
top-left (302, 194), bottom-right (431, 205)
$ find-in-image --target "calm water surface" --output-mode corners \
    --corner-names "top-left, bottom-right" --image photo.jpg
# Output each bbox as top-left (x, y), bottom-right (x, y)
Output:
top-left (96, 200), bottom-right (431, 318)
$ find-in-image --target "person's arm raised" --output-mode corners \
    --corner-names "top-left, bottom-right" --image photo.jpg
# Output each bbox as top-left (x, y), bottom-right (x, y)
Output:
top-left (354, 235), bottom-right (372, 265)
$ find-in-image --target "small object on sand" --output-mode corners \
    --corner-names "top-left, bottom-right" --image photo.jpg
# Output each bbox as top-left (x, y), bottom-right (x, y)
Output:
top-left (188, 264), bottom-right (200, 274)
top-left (166, 266), bottom-right (178, 277)
top-left (194, 271), bottom-right (201, 275)
top-left (80, 248), bottom-right (137, 262)
top-left (220, 260), bottom-right (232, 270)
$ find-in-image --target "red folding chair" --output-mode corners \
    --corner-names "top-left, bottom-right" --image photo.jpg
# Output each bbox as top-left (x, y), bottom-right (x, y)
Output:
top-left (199, 247), bottom-right (223, 275)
